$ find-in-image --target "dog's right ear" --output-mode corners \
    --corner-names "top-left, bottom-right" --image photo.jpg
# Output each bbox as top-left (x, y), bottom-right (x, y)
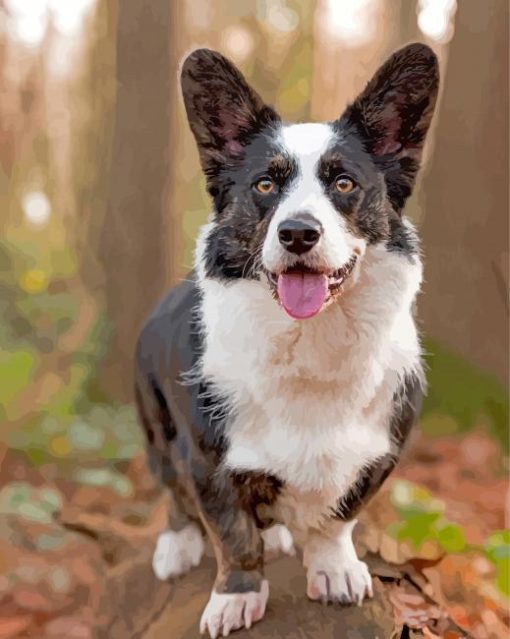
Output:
top-left (181, 49), bottom-right (280, 175)
top-left (338, 43), bottom-right (439, 212)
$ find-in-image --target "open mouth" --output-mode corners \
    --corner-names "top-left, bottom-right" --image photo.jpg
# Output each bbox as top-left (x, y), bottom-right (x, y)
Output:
top-left (267, 255), bottom-right (358, 320)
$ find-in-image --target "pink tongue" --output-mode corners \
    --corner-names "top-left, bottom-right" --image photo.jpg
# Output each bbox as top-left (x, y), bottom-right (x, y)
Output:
top-left (277, 272), bottom-right (328, 319)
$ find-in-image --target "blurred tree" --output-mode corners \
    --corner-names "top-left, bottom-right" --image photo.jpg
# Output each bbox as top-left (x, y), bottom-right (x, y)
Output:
top-left (0, 0), bottom-right (12, 221)
top-left (252, 0), bottom-right (315, 122)
top-left (310, 0), bottom-right (418, 121)
top-left (98, 0), bottom-right (177, 401)
top-left (420, 0), bottom-right (509, 385)
top-left (72, 0), bottom-right (116, 287)
top-left (0, 1), bottom-right (51, 233)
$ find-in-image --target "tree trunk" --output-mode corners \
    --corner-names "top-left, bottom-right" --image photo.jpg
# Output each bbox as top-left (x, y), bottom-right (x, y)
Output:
top-left (420, 0), bottom-right (509, 385)
top-left (311, 0), bottom-right (409, 121)
top-left (99, 0), bottom-right (177, 401)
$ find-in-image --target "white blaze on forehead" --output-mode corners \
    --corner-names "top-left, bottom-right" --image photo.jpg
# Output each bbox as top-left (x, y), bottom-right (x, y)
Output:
top-left (280, 123), bottom-right (334, 162)
top-left (278, 123), bottom-right (334, 203)
top-left (262, 121), bottom-right (363, 274)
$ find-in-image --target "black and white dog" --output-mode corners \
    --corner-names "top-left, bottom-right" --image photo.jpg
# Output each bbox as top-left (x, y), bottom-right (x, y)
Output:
top-left (135, 43), bottom-right (439, 638)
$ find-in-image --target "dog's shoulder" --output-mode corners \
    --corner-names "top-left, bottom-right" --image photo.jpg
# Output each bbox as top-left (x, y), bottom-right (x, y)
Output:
top-left (136, 272), bottom-right (201, 377)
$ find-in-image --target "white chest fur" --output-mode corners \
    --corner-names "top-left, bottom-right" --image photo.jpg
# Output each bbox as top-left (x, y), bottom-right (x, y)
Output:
top-left (196, 239), bottom-right (422, 499)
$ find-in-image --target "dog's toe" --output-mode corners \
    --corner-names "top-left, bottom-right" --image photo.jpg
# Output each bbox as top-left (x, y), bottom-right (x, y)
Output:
top-left (307, 560), bottom-right (372, 605)
top-left (200, 580), bottom-right (269, 638)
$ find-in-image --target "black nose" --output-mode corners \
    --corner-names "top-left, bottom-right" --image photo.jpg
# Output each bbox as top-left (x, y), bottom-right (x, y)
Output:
top-left (278, 216), bottom-right (322, 255)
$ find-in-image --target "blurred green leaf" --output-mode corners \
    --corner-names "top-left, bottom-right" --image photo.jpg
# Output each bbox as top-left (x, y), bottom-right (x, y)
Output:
top-left (393, 511), bottom-right (442, 549)
top-left (389, 480), bottom-right (465, 552)
top-left (0, 482), bottom-right (62, 523)
top-left (495, 558), bottom-right (510, 597)
top-left (0, 482), bottom-right (32, 510)
top-left (36, 531), bottom-right (70, 551)
top-left (38, 487), bottom-right (63, 513)
top-left (435, 521), bottom-right (466, 553)
top-left (422, 338), bottom-right (509, 447)
top-left (390, 479), bottom-right (445, 517)
top-left (18, 502), bottom-right (53, 524)
top-left (69, 419), bottom-right (105, 450)
top-left (484, 530), bottom-right (510, 596)
top-left (73, 467), bottom-right (134, 497)
top-left (0, 350), bottom-right (36, 411)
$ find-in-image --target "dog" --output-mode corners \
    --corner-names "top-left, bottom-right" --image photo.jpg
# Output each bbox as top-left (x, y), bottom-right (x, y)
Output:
top-left (135, 43), bottom-right (439, 638)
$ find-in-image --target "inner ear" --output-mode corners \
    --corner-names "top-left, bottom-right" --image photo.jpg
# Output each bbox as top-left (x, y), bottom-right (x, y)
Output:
top-left (339, 43), bottom-right (439, 159)
top-left (181, 49), bottom-right (280, 170)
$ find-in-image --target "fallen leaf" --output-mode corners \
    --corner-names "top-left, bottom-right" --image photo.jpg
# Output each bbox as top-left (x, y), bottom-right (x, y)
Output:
top-left (0, 615), bottom-right (32, 639)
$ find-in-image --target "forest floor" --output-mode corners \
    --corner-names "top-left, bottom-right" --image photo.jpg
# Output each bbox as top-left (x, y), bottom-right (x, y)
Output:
top-left (0, 428), bottom-right (508, 639)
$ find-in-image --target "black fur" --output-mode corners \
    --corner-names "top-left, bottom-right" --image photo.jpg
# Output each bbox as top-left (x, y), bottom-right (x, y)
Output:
top-left (181, 48), bottom-right (280, 185)
top-left (339, 43), bottom-right (439, 213)
top-left (202, 133), bottom-right (299, 280)
top-left (182, 45), bottom-right (437, 283)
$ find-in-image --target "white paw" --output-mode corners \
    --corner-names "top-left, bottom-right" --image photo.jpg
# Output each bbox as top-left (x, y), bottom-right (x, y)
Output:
top-left (199, 580), bottom-right (269, 638)
top-left (307, 558), bottom-right (373, 605)
top-left (152, 523), bottom-right (204, 581)
top-left (262, 524), bottom-right (295, 557)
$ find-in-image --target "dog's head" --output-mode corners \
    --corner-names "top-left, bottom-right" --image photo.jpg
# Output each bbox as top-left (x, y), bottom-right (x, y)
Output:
top-left (181, 44), bottom-right (439, 319)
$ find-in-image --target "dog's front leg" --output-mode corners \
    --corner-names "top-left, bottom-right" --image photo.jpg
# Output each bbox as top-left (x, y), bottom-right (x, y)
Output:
top-left (195, 473), bottom-right (268, 638)
top-left (303, 519), bottom-right (373, 605)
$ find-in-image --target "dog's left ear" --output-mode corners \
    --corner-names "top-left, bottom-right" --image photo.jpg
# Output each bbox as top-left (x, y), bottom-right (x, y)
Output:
top-left (181, 49), bottom-right (280, 176)
top-left (339, 43), bottom-right (439, 209)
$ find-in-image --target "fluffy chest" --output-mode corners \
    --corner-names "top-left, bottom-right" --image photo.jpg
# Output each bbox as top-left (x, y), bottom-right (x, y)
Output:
top-left (197, 246), bottom-right (422, 492)
top-left (224, 399), bottom-right (393, 493)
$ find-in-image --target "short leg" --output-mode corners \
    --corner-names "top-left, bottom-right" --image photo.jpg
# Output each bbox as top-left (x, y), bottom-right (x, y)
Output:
top-left (152, 490), bottom-right (204, 580)
top-left (195, 473), bottom-right (269, 638)
top-left (135, 368), bottom-right (269, 637)
top-left (304, 519), bottom-right (373, 605)
top-left (135, 377), bottom-right (205, 581)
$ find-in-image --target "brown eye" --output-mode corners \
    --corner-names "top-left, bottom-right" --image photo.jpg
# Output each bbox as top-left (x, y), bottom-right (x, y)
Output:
top-left (335, 175), bottom-right (355, 194)
top-left (254, 178), bottom-right (275, 194)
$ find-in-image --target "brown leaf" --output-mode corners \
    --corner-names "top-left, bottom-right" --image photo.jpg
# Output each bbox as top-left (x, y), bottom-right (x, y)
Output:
top-left (0, 615), bottom-right (32, 639)
top-left (379, 532), bottom-right (408, 565)
top-left (390, 584), bottom-right (446, 630)
top-left (44, 616), bottom-right (92, 638)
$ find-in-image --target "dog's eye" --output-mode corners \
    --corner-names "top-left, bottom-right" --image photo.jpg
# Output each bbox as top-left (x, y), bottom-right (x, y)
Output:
top-left (254, 178), bottom-right (275, 195)
top-left (335, 175), bottom-right (356, 194)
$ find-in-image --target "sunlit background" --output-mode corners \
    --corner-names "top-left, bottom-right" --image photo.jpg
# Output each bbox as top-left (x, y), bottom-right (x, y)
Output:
top-left (0, 1), bottom-right (508, 637)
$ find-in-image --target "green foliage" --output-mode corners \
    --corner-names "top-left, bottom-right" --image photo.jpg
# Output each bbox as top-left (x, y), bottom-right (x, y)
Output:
top-left (73, 467), bottom-right (134, 497)
top-left (1, 232), bottom-right (142, 468)
top-left (388, 479), bottom-right (467, 553)
top-left (422, 338), bottom-right (509, 448)
top-left (484, 531), bottom-right (510, 597)
top-left (389, 479), bottom-right (510, 598)
top-left (0, 482), bottom-right (63, 524)
top-left (9, 404), bottom-right (143, 469)
top-left (0, 351), bottom-right (36, 414)
top-left (0, 239), bottom-right (79, 395)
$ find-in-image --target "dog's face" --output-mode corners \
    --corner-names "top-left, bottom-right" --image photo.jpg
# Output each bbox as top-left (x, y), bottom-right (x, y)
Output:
top-left (181, 44), bottom-right (439, 319)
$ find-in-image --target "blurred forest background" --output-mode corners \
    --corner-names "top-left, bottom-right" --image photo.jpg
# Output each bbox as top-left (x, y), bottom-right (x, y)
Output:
top-left (0, 1), bottom-right (508, 638)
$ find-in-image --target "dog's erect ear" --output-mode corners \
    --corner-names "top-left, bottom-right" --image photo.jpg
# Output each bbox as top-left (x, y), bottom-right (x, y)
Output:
top-left (181, 49), bottom-right (280, 173)
top-left (339, 43), bottom-right (439, 210)
top-left (341, 43), bottom-right (439, 157)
